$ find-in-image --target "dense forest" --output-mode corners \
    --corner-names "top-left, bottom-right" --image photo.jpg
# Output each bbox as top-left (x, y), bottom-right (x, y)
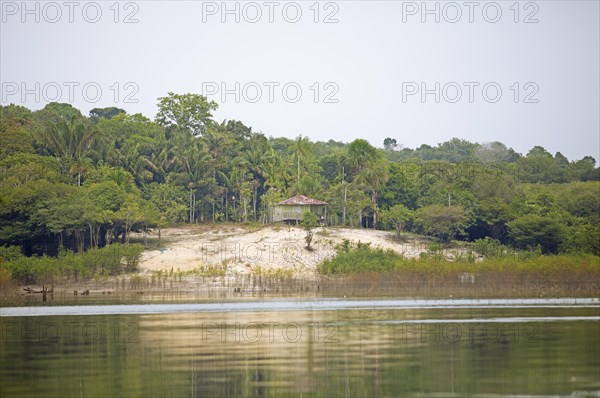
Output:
top-left (1, 93), bottom-right (599, 261)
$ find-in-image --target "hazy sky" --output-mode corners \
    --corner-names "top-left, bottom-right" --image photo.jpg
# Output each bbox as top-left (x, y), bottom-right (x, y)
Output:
top-left (1, 1), bottom-right (599, 161)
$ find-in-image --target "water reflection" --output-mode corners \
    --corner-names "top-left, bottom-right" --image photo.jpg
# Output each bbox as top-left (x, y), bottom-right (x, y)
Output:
top-left (1, 302), bottom-right (599, 397)
top-left (2, 297), bottom-right (598, 317)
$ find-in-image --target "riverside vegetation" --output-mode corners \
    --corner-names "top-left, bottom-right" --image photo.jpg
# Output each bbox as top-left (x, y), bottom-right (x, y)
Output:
top-left (0, 95), bottom-right (599, 300)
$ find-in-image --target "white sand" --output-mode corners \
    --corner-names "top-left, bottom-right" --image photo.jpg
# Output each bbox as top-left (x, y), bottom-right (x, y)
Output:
top-left (136, 225), bottom-right (436, 276)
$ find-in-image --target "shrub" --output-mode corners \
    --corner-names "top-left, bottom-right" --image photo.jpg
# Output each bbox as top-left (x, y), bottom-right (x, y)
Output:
top-left (302, 211), bottom-right (319, 249)
top-left (320, 244), bottom-right (402, 274)
top-left (3, 243), bottom-right (146, 283)
top-left (319, 238), bottom-right (599, 276)
top-left (0, 246), bottom-right (23, 262)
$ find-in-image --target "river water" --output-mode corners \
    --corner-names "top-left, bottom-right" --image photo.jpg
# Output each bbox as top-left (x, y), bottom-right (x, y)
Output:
top-left (1, 298), bottom-right (599, 397)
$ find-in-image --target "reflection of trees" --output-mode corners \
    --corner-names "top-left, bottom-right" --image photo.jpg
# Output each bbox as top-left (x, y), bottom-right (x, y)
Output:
top-left (3, 313), bottom-right (597, 397)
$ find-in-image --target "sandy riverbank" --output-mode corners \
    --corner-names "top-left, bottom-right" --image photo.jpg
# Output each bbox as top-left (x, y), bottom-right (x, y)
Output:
top-left (7, 226), bottom-right (597, 306)
top-left (135, 225), bottom-right (435, 276)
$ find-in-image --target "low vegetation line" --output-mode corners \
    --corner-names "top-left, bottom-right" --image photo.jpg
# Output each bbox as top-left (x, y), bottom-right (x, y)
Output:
top-left (319, 241), bottom-right (600, 275)
top-left (0, 243), bottom-right (144, 284)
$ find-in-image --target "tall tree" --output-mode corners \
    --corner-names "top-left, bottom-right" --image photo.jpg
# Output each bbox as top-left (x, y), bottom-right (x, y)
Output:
top-left (416, 205), bottom-right (468, 243)
top-left (155, 93), bottom-right (218, 136)
top-left (380, 204), bottom-right (413, 237)
top-left (507, 214), bottom-right (566, 254)
top-left (346, 139), bottom-right (389, 227)
top-left (42, 117), bottom-right (97, 186)
top-left (383, 137), bottom-right (398, 151)
top-left (89, 107), bottom-right (126, 123)
top-left (288, 135), bottom-right (312, 190)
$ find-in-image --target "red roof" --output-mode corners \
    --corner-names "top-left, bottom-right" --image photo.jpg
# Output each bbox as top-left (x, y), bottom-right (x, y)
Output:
top-left (276, 195), bottom-right (327, 206)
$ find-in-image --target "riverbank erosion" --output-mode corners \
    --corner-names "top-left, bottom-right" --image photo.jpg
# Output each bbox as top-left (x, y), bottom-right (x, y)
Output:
top-left (2, 225), bottom-right (599, 306)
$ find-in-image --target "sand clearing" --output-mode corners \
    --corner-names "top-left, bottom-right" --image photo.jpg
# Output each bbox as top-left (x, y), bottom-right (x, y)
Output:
top-left (136, 225), bottom-right (434, 275)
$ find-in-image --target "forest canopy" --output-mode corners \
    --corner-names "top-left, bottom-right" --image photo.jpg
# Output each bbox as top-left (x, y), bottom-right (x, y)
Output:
top-left (1, 94), bottom-right (599, 259)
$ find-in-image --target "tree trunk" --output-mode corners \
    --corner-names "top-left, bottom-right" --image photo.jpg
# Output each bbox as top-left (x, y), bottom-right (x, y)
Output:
top-left (189, 188), bottom-right (193, 223)
top-left (106, 228), bottom-right (111, 246)
top-left (371, 191), bottom-right (378, 229)
top-left (199, 198), bottom-right (204, 223)
top-left (75, 229), bottom-right (84, 253)
top-left (342, 182), bottom-right (347, 225)
top-left (88, 224), bottom-right (93, 250)
top-left (253, 184), bottom-right (257, 221)
top-left (297, 155), bottom-right (300, 189)
top-left (232, 198), bottom-right (236, 221)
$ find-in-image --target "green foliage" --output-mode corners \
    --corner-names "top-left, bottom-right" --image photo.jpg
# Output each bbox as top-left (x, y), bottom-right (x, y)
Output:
top-left (346, 139), bottom-right (381, 174)
top-left (89, 107), bottom-right (125, 123)
top-left (552, 182), bottom-right (600, 223)
top-left (379, 162), bottom-right (419, 210)
top-left (470, 237), bottom-right (541, 260)
top-left (380, 204), bottom-right (413, 236)
top-left (0, 104), bottom-right (33, 123)
top-left (346, 140), bottom-right (389, 227)
top-left (1, 99), bottom-right (599, 261)
top-left (473, 198), bottom-right (514, 241)
top-left (184, 264), bottom-right (227, 277)
top-left (416, 205), bottom-right (468, 243)
top-left (145, 182), bottom-right (188, 224)
top-left (507, 214), bottom-right (566, 254)
top-left (0, 246), bottom-right (22, 262)
top-left (320, 240), bottom-right (599, 276)
top-left (301, 211), bottom-right (319, 248)
top-left (320, 243), bottom-right (402, 274)
top-left (0, 153), bottom-right (63, 184)
top-left (562, 223), bottom-right (600, 256)
top-left (3, 243), bottom-right (144, 283)
top-left (155, 92), bottom-right (218, 136)
top-left (288, 135), bottom-right (314, 190)
top-left (0, 117), bottom-right (34, 157)
top-left (383, 137), bottom-right (398, 151)
top-left (336, 238), bottom-right (352, 253)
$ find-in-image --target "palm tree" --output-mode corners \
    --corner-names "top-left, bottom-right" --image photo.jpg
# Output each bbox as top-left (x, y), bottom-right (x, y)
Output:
top-left (43, 118), bottom-right (97, 185)
top-left (346, 139), bottom-right (379, 175)
top-left (200, 126), bottom-right (238, 220)
top-left (353, 161), bottom-right (389, 227)
top-left (228, 155), bottom-right (252, 222)
top-left (173, 135), bottom-right (211, 223)
top-left (122, 137), bottom-right (160, 184)
top-left (288, 135), bottom-right (312, 189)
top-left (346, 139), bottom-right (389, 228)
top-left (263, 148), bottom-right (290, 192)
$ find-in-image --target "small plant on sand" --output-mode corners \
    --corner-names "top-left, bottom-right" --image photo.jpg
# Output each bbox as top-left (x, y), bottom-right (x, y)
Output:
top-left (336, 238), bottom-right (352, 253)
top-left (192, 263), bottom-right (227, 277)
top-left (317, 228), bottom-right (331, 237)
top-left (253, 266), bottom-right (295, 279)
top-left (302, 211), bottom-right (319, 250)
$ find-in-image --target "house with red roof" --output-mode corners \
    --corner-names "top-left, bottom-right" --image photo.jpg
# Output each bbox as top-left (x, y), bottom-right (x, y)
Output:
top-left (272, 195), bottom-right (328, 224)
